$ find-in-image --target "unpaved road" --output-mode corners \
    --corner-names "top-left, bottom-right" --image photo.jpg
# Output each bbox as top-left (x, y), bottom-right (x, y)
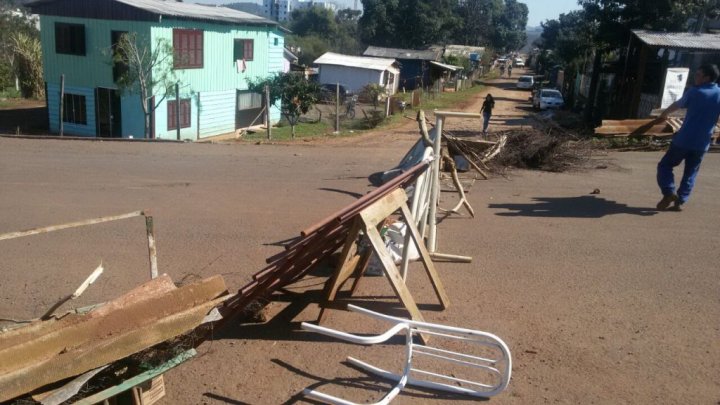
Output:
top-left (1, 71), bottom-right (719, 404)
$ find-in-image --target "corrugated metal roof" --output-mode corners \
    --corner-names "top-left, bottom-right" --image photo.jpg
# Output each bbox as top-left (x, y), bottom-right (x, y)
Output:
top-left (633, 30), bottom-right (720, 50)
top-left (314, 52), bottom-right (398, 72)
top-left (430, 61), bottom-right (463, 71)
top-left (443, 44), bottom-right (486, 57)
top-left (363, 46), bottom-right (440, 61)
top-left (27, 0), bottom-right (279, 26)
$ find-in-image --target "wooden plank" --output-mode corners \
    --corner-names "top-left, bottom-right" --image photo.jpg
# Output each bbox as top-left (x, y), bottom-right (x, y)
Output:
top-left (0, 277), bottom-right (226, 402)
top-left (434, 111), bottom-right (482, 119)
top-left (399, 203), bottom-right (450, 309)
top-left (0, 211), bottom-right (145, 241)
top-left (361, 218), bottom-right (425, 325)
top-left (73, 350), bottom-right (196, 405)
top-left (358, 188), bottom-right (407, 228)
top-left (317, 218), bottom-right (362, 324)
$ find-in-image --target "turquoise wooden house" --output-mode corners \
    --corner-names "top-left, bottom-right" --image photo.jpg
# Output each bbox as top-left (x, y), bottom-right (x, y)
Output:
top-left (27, 0), bottom-right (285, 140)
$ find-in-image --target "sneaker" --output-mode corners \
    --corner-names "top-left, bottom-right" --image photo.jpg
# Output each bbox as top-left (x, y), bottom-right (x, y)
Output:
top-left (669, 201), bottom-right (683, 212)
top-left (656, 194), bottom-right (678, 210)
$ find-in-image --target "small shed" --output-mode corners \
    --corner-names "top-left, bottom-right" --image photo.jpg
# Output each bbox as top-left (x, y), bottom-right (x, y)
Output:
top-left (615, 30), bottom-right (720, 118)
top-left (314, 52), bottom-right (400, 95)
top-left (363, 46), bottom-right (441, 90)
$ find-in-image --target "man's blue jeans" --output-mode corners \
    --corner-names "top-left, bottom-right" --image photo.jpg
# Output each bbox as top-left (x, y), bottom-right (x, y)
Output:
top-left (656, 144), bottom-right (706, 204)
top-left (482, 111), bottom-right (491, 132)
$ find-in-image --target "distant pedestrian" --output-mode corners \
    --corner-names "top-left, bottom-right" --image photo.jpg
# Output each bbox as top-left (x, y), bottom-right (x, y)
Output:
top-left (499, 64), bottom-right (505, 76)
top-left (508, 65), bottom-right (513, 77)
top-left (656, 64), bottom-right (720, 211)
top-left (480, 94), bottom-right (495, 137)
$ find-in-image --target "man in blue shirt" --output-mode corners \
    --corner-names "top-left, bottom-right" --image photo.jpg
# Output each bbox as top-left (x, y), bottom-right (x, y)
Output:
top-left (656, 64), bottom-right (720, 211)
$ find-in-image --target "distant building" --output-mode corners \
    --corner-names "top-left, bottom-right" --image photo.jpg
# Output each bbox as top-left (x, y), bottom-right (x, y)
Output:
top-left (363, 46), bottom-right (441, 90)
top-left (263, 0), bottom-right (337, 21)
top-left (314, 52), bottom-right (400, 95)
top-left (28, 0), bottom-right (286, 140)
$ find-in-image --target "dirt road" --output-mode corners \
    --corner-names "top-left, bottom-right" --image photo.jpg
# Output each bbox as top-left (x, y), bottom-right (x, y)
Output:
top-left (1, 72), bottom-right (718, 404)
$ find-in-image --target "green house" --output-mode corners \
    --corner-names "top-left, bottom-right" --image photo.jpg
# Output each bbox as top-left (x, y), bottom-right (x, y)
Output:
top-left (27, 0), bottom-right (285, 140)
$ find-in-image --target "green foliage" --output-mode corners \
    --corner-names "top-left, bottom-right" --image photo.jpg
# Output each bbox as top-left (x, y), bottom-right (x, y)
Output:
top-left (443, 55), bottom-right (471, 72)
top-left (0, 1), bottom-right (39, 95)
top-left (493, 0), bottom-right (529, 52)
top-left (359, 0), bottom-right (458, 48)
top-left (247, 72), bottom-right (321, 138)
top-left (287, 7), bottom-right (362, 66)
top-left (359, 83), bottom-right (386, 109)
top-left (10, 32), bottom-right (43, 98)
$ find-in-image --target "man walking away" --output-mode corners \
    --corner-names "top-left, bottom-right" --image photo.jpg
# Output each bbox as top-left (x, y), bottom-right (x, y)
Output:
top-left (656, 64), bottom-right (720, 211)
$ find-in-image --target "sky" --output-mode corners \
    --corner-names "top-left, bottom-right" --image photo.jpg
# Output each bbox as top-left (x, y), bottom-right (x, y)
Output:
top-left (523, 0), bottom-right (582, 27)
top-left (190, 0), bottom-right (582, 29)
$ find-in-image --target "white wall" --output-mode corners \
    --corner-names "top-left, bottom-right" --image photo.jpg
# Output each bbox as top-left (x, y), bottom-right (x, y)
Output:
top-left (318, 65), bottom-right (382, 93)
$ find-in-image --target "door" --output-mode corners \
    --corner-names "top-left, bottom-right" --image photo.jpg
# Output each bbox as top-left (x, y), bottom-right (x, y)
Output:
top-left (236, 90), bottom-right (264, 129)
top-left (96, 88), bottom-right (122, 138)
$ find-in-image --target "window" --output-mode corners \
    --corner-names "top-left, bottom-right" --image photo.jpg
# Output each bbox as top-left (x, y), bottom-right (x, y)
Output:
top-left (173, 29), bottom-right (203, 69)
top-left (55, 23), bottom-right (86, 55)
top-left (233, 39), bottom-right (254, 61)
top-left (167, 99), bottom-right (191, 130)
top-left (237, 91), bottom-right (262, 110)
top-left (63, 93), bottom-right (87, 125)
top-left (274, 37), bottom-right (278, 46)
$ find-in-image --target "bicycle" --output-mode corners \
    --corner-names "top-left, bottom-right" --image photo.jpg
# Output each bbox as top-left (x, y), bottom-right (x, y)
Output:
top-left (345, 95), bottom-right (358, 119)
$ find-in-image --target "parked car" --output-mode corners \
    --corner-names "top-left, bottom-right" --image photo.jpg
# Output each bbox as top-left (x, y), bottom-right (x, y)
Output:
top-left (533, 89), bottom-right (564, 110)
top-left (320, 83), bottom-right (353, 104)
top-left (516, 75), bottom-right (534, 90)
top-left (514, 58), bottom-right (525, 67)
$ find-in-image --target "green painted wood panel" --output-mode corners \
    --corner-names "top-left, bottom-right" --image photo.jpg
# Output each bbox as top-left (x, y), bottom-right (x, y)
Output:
top-left (40, 15), bottom-right (151, 89)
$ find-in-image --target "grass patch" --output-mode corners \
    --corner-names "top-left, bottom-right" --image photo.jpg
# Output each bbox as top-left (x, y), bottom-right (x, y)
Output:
top-left (240, 79), bottom-right (489, 142)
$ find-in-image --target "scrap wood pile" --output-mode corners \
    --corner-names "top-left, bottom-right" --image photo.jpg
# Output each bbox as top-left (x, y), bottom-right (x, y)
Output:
top-left (594, 118), bottom-right (684, 137)
top-left (217, 160), bottom-right (431, 323)
top-left (0, 274), bottom-right (229, 404)
top-left (492, 127), bottom-right (593, 172)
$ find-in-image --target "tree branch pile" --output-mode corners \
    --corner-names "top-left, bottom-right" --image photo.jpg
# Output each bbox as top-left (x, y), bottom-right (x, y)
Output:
top-left (491, 127), bottom-right (593, 173)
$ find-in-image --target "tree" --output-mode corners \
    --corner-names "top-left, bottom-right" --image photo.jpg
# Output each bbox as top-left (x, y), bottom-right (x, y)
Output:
top-left (359, 0), bottom-right (457, 48)
top-left (493, 0), bottom-right (529, 52)
top-left (248, 73), bottom-right (321, 138)
top-left (454, 0), bottom-right (503, 46)
top-left (0, 1), bottom-right (39, 92)
top-left (287, 6), bottom-right (362, 65)
top-left (360, 83), bottom-right (386, 109)
top-left (10, 32), bottom-right (43, 98)
top-left (112, 32), bottom-right (178, 139)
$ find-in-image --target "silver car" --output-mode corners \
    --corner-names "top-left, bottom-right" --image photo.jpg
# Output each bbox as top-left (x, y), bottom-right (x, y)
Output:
top-left (533, 89), bottom-right (564, 110)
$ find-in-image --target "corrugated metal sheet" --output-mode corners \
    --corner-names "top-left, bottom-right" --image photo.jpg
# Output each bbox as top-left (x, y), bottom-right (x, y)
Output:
top-left (363, 46), bottom-right (440, 61)
top-left (430, 61), bottom-right (463, 71)
top-left (633, 30), bottom-right (720, 50)
top-left (314, 52), bottom-right (397, 72)
top-left (444, 45), bottom-right (486, 58)
top-left (28, 0), bottom-right (279, 26)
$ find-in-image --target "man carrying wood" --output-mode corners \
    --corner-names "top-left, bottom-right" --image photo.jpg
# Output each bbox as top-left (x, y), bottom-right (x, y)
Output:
top-left (656, 64), bottom-right (720, 211)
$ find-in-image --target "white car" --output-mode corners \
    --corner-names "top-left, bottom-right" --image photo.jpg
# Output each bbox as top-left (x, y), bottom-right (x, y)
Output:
top-left (514, 58), bottom-right (525, 67)
top-left (533, 89), bottom-right (564, 110)
top-left (516, 75), bottom-right (534, 90)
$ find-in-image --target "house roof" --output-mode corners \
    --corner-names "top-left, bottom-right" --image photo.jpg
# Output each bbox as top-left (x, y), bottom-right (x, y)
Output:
top-left (26, 0), bottom-right (280, 27)
top-left (633, 29), bottom-right (720, 51)
top-left (284, 47), bottom-right (298, 63)
top-left (363, 46), bottom-right (441, 61)
top-left (314, 52), bottom-right (399, 72)
top-left (430, 61), bottom-right (463, 71)
top-left (443, 45), bottom-right (486, 58)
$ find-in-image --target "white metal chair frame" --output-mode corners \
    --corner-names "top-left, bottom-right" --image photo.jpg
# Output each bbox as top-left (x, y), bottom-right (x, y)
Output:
top-left (301, 304), bottom-right (512, 405)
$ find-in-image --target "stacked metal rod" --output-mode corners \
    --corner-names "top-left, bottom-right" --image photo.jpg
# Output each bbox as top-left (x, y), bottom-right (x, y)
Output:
top-left (221, 160), bottom-right (432, 318)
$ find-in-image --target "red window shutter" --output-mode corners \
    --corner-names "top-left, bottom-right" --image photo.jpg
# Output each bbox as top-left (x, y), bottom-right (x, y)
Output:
top-left (244, 40), bottom-right (254, 61)
top-left (168, 100), bottom-right (177, 130)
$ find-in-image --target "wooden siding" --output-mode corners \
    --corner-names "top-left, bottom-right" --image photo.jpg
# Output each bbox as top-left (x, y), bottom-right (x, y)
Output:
top-left (267, 32), bottom-right (283, 122)
top-left (47, 83), bottom-right (96, 136)
top-left (40, 15), bottom-right (151, 89)
top-left (155, 93), bottom-right (198, 140)
top-left (151, 21), bottom-right (284, 93)
top-left (198, 90), bottom-right (236, 138)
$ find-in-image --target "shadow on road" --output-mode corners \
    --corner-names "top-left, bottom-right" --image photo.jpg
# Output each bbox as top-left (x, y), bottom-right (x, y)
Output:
top-left (489, 196), bottom-right (658, 217)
